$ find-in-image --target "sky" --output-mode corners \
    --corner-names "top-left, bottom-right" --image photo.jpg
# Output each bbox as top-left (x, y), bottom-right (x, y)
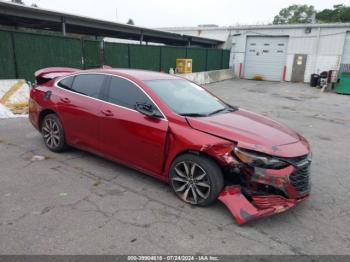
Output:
top-left (17, 0), bottom-right (346, 28)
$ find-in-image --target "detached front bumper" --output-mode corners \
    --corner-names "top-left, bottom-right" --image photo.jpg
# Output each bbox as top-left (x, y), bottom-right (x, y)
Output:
top-left (218, 151), bottom-right (311, 225)
top-left (218, 186), bottom-right (309, 225)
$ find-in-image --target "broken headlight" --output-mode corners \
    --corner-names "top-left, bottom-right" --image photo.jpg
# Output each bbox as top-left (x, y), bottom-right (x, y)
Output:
top-left (233, 147), bottom-right (288, 169)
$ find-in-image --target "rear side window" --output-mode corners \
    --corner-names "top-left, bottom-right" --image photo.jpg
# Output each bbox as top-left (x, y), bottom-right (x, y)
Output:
top-left (107, 76), bottom-right (153, 109)
top-left (70, 74), bottom-right (106, 99)
top-left (57, 76), bottom-right (74, 89)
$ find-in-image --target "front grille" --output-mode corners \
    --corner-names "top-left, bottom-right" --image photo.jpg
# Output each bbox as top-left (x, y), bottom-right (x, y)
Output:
top-left (289, 163), bottom-right (311, 194)
top-left (282, 154), bottom-right (309, 166)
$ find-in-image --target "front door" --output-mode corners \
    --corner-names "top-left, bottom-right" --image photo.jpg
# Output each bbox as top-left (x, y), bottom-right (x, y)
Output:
top-left (99, 76), bottom-right (168, 175)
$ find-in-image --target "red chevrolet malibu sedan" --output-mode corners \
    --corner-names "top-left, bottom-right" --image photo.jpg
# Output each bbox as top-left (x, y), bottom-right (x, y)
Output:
top-left (29, 67), bottom-right (311, 224)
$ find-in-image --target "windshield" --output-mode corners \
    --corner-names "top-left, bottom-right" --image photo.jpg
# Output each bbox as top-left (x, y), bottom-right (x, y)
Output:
top-left (145, 79), bottom-right (234, 116)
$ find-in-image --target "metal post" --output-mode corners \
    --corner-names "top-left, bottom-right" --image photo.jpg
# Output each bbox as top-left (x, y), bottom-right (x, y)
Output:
top-left (100, 40), bottom-right (105, 67)
top-left (81, 39), bottom-right (85, 69)
top-left (140, 31), bottom-right (144, 45)
top-left (62, 17), bottom-right (66, 36)
top-left (10, 32), bottom-right (18, 79)
top-left (127, 44), bottom-right (131, 68)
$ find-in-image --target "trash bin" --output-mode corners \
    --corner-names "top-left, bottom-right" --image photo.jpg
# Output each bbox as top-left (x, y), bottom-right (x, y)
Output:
top-left (310, 74), bottom-right (320, 87)
top-left (336, 72), bottom-right (350, 94)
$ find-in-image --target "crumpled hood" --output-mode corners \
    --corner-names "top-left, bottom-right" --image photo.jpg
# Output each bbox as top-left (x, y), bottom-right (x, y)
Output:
top-left (186, 109), bottom-right (308, 157)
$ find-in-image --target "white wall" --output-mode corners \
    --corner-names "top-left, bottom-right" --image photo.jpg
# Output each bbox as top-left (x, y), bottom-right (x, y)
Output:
top-left (231, 34), bottom-right (246, 77)
top-left (231, 27), bottom-right (348, 82)
top-left (161, 27), bottom-right (231, 42)
top-left (164, 25), bottom-right (350, 82)
top-left (160, 27), bottom-right (232, 49)
top-left (104, 37), bottom-right (164, 45)
top-left (231, 28), bottom-right (346, 82)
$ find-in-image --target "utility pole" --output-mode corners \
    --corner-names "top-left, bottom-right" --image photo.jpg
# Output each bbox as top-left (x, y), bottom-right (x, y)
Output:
top-left (311, 12), bottom-right (316, 24)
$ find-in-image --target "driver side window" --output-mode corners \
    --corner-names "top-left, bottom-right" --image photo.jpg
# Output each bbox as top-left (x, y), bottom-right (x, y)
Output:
top-left (106, 76), bottom-right (162, 117)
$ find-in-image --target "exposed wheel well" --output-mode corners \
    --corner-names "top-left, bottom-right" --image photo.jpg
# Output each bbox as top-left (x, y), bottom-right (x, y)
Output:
top-left (169, 150), bottom-right (234, 185)
top-left (38, 109), bottom-right (56, 130)
top-left (171, 150), bottom-right (223, 171)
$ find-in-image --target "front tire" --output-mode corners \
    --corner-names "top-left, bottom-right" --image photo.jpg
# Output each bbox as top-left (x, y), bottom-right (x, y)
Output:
top-left (41, 114), bottom-right (68, 152)
top-left (170, 153), bottom-right (224, 206)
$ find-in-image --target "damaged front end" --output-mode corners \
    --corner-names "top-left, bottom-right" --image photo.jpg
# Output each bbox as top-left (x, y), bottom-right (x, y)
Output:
top-left (217, 146), bottom-right (312, 225)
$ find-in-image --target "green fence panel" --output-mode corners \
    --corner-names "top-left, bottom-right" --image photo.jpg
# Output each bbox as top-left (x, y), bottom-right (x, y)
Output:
top-left (104, 42), bottom-right (129, 68)
top-left (83, 40), bottom-right (101, 69)
top-left (0, 31), bottom-right (16, 79)
top-left (186, 48), bottom-right (207, 72)
top-left (206, 49), bottom-right (223, 71)
top-left (13, 32), bottom-right (83, 81)
top-left (129, 45), bottom-right (161, 71)
top-left (222, 50), bottom-right (230, 69)
top-left (0, 28), bottom-right (230, 80)
top-left (160, 46), bottom-right (186, 73)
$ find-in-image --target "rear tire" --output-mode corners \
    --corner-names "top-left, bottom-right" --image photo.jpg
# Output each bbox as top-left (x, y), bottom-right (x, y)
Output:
top-left (41, 114), bottom-right (68, 152)
top-left (169, 153), bottom-right (224, 206)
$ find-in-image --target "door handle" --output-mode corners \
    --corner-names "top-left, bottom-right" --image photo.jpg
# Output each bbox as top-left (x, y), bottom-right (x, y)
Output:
top-left (60, 97), bottom-right (70, 103)
top-left (101, 109), bottom-right (114, 117)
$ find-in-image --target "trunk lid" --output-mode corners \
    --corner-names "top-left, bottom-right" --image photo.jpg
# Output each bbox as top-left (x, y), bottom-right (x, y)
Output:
top-left (34, 67), bottom-right (80, 84)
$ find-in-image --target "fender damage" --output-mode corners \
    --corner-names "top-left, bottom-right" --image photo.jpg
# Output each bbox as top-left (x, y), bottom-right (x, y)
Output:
top-left (199, 141), bottom-right (310, 225)
top-left (218, 186), bottom-right (308, 225)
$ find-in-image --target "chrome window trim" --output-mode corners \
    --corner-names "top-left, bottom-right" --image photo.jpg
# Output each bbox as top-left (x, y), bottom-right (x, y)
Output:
top-left (54, 72), bottom-right (167, 121)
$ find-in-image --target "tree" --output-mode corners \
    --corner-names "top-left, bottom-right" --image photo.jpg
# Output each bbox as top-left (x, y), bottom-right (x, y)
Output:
top-left (11, 0), bottom-right (25, 4)
top-left (273, 5), bottom-right (316, 24)
top-left (127, 19), bottom-right (135, 25)
top-left (10, 0), bottom-right (39, 7)
top-left (316, 4), bottom-right (350, 23)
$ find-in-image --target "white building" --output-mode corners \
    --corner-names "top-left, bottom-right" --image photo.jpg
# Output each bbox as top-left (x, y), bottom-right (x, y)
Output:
top-left (161, 24), bottom-right (350, 82)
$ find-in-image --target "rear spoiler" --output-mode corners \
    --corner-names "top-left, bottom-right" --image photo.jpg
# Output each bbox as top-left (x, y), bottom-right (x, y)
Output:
top-left (34, 67), bottom-right (80, 84)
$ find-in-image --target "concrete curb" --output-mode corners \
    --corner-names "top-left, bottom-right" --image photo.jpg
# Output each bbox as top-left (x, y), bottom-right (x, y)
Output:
top-left (176, 69), bottom-right (234, 85)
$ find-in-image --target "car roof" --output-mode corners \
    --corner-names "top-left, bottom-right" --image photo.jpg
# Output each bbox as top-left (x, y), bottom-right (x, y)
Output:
top-left (85, 68), bottom-right (182, 81)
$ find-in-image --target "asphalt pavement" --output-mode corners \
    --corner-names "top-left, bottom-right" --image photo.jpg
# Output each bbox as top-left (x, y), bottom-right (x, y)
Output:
top-left (0, 79), bottom-right (349, 254)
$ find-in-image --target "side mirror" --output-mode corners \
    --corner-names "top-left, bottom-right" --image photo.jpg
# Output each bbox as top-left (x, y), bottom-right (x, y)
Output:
top-left (135, 102), bottom-right (159, 117)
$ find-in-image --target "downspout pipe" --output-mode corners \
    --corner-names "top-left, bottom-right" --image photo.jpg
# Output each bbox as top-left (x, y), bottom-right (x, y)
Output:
top-left (312, 26), bottom-right (321, 74)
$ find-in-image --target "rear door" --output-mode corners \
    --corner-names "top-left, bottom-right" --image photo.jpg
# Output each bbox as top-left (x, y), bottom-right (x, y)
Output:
top-left (99, 75), bottom-right (168, 175)
top-left (56, 74), bottom-right (107, 152)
